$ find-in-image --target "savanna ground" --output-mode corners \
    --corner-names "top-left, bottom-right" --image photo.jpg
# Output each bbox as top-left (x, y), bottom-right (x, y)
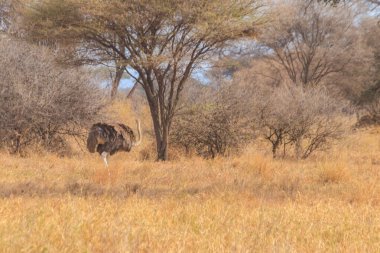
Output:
top-left (1, 122), bottom-right (380, 253)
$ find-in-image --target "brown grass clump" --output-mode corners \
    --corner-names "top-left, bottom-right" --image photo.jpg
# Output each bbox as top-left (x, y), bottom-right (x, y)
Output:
top-left (318, 161), bottom-right (351, 184)
top-left (232, 154), bottom-right (274, 181)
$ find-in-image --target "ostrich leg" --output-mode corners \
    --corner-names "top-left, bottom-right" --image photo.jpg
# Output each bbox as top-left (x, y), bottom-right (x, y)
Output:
top-left (101, 152), bottom-right (110, 177)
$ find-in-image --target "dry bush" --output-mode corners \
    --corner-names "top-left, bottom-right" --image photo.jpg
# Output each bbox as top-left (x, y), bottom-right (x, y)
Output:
top-left (171, 104), bottom-right (246, 158)
top-left (354, 17), bottom-right (380, 126)
top-left (0, 38), bottom-right (106, 154)
top-left (252, 85), bottom-right (345, 159)
top-left (356, 84), bottom-right (380, 127)
top-left (171, 83), bottom-right (252, 158)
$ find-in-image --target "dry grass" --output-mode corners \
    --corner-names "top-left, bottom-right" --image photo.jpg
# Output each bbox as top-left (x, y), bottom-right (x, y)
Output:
top-left (0, 127), bottom-right (380, 252)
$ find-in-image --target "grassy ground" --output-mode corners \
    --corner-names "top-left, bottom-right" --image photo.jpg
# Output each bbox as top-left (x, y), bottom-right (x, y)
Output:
top-left (0, 127), bottom-right (380, 252)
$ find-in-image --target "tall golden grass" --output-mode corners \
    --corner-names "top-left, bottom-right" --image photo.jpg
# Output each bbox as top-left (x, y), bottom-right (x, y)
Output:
top-left (1, 101), bottom-right (380, 251)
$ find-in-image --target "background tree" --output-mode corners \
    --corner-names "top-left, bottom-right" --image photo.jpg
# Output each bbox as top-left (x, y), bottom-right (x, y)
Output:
top-left (256, 0), bottom-right (363, 89)
top-left (19, 0), bottom-right (261, 160)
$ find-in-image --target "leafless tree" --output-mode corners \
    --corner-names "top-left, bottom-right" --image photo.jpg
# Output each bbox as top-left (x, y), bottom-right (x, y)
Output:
top-left (0, 38), bottom-right (106, 154)
top-left (257, 0), bottom-right (362, 88)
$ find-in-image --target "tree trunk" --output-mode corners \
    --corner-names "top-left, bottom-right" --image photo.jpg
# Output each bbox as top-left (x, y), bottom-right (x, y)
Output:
top-left (152, 121), bottom-right (169, 161)
top-left (269, 130), bottom-right (282, 159)
top-left (147, 98), bottom-right (170, 161)
top-left (110, 66), bottom-right (124, 99)
top-left (295, 139), bottom-right (302, 159)
top-left (272, 142), bottom-right (278, 158)
top-left (157, 124), bottom-right (169, 161)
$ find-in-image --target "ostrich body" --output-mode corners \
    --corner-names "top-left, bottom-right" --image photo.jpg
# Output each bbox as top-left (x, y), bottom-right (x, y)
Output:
top-left (87, 120), bottom-right (142, 167)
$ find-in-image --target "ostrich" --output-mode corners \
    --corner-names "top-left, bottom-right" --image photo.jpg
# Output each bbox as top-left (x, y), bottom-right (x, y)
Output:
top-left (86, 120), bottom-right (142, 168)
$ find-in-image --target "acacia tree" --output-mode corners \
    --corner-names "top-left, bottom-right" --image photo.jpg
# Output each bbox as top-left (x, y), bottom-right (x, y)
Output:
top-left (14, 0), bottom-right (126, 98)
top-left (20, 0), bottom-right (260, 160)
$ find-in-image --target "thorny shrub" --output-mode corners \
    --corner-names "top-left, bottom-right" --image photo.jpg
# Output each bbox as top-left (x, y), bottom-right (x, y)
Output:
top-left (0, 38), bottom-right (106, 154)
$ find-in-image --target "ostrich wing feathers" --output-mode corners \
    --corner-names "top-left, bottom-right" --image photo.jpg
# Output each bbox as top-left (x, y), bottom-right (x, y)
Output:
top-left (87, 123), bottom-right (136, 155)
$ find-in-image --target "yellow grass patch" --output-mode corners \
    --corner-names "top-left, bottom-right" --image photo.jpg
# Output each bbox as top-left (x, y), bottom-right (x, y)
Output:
top-left (0, 127), bottom-right (380, 251)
